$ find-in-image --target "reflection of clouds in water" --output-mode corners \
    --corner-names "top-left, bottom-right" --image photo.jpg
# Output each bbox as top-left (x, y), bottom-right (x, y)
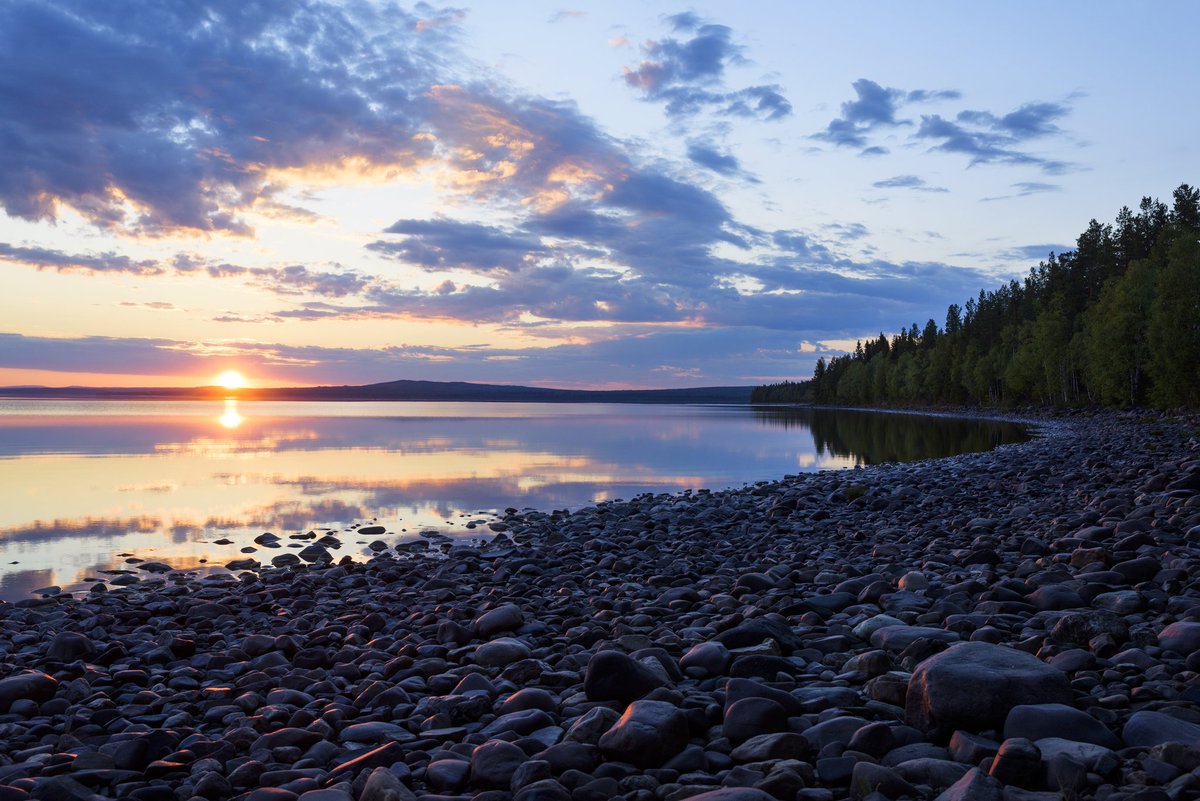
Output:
top-left (0, 568), bottom-right (56, 598)
top-left (0, 515), bottom-right (162, 544)
top-left (116, 481), bottom-right (179, 493)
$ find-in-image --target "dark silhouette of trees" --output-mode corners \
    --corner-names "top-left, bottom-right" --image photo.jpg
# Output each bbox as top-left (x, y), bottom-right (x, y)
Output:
top-left (755, 183), bottom-right (1200, 409)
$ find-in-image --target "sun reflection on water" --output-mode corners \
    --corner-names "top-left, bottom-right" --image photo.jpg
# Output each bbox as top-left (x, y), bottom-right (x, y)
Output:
top-left (218, 399), bottom-right (243, 430)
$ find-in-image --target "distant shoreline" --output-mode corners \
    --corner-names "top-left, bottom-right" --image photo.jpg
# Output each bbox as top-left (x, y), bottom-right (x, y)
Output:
top-left (0, 379), bottom-right (755, 405)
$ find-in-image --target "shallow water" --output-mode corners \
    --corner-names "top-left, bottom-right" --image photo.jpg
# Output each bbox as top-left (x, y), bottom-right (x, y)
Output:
top-left (0, 400), bottom-right (1027, 599)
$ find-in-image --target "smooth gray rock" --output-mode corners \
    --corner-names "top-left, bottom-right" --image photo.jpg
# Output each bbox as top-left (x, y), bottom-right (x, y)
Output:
top-left (1122, 711), bottom-right (1200, 748)
top-left (1003, 703), bottom-right (1121, 749)
top-left (1157, 621), bottom-right (1200, 654)
top-left (906, 643), bottom-right (1070, 740)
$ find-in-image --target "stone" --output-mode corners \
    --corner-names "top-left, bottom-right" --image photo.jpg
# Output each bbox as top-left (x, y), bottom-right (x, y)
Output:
top-left (476, 604), bottom-right (525, 637)
top-left (870, 625), bottom-right (959, 652)
top-left (358, 767), bottom-right (417, 801)
top-left (1050, 609), bottom-right (1128, 647)
top-left (713, 618), bottom-right (803, 653)
top-left (1157, 621), bottom-right (1200, 654)
top-left (424, 759), bottom-right (470, 792)
top-left (933, 767), bottom-right (1003, 801)
top-left (1003, 703), bottom-right (1121, 749)
top-left (563, 706), bottom-right (620, 745)
top-left (46, 631), bottom-right (96, 662)
top-left (986, 737), bottom-right (1042, 788)
top-left (474, 637), bottom-right (532, 667)
top-left (723, 697), bottom-right (789, 745)
top-left (905, 642), bottom-right (1070, 740)
top-left (597, 700), bottom-right (689, 768)
top-left (892, 758), bottom-right (970, 790)
top-left (680, 641), bottom-right (732, 675)
top-left (583, 650), bottom-right (665, 704)
top-left (470, 740), bottom-right (529, 789)
top-left (1122, 711), bottom-right (1200, 748)
top-left (849, 762), bottom-right (916, 800)
top-left (729, 733), bottom-right (809, 762)
top-left (1033, 738), bottom-right (1118, 776)
top-left (948, 731), bottom-right (999, 765)
top-left (0, 673), bottom-right (57, 713)
top-left (680, 789), bottom-right (776, 801)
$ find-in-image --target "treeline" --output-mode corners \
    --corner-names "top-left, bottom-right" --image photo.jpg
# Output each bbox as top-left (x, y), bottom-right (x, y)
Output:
top-left (754, 183), bottom-right (1200, 408)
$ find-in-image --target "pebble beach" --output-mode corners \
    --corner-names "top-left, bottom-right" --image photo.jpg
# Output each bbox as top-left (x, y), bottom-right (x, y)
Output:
top-left (1, 411), bottom-right (1198, 801)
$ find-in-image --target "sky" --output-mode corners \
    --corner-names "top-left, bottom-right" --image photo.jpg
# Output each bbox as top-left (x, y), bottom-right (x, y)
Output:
top-left (1, 1), bottom-right (1197, 389)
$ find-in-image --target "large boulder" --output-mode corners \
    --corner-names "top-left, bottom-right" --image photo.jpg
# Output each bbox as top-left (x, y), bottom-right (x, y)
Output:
top-left (906, 642), bottom-right (1070, 740)
top-left (597, 700), bottom-right (689, 768)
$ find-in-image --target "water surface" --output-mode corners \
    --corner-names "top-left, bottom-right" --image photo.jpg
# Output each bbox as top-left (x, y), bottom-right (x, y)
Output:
top-left (0, 400), bottom-right (1027, 599)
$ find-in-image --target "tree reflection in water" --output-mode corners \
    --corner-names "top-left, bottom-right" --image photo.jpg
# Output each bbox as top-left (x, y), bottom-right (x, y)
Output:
top-left (751, 406), bottom-right (1028, 465)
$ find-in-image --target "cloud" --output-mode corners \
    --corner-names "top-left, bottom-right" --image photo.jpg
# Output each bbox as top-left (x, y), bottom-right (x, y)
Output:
top-left (981, 181), bottom-right (1063, 201)
top-left (368, 218), bottom-right (547, 273)
top-left (118, 301), bottom-right (179, 311)
top-left (686, 143), bottom-right (757, 180)
top-left (0, 242), bottom-right (165, 275)
top-left (814, 79), bottom-right (959, 151)
top-left (548, 10), bottom-right (587, 23)
top-left (872, 175), bottom-right (949, 193)
top-left (0, 1), bottom-right (454, 235)
top-left (1012, 182), bottom-right (1061, 195)
top-left (916, 101), bottom-right (1074, 173)
top-left (1, 241), bottom-right (370, 298)
top-left (623, 18), bottom-right (791, 120)
top-left (996, 244), bottom-right (1071, 261)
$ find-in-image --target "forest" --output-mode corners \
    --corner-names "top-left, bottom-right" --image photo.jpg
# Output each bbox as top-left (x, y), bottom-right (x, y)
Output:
top-left (752, 183), bottom-right (1200, 409)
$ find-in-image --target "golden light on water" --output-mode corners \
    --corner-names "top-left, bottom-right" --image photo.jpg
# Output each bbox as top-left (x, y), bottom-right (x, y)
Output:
top-left (218, 399), bottom-right (243, 429)
top-left (216, 370), bottom-right (246, 390)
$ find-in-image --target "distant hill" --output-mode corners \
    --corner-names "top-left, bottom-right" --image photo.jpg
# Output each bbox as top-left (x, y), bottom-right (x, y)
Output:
top-left (0, 379), bottom-right (755, 404)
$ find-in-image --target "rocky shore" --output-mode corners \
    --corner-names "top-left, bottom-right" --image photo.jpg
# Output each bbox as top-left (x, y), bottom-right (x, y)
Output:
top-left (1, 411), bottom-right (1198, 801)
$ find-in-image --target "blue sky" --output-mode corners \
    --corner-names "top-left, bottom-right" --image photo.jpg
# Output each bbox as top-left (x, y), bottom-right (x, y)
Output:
top-left (1, 0), bottom-right (1196, 388)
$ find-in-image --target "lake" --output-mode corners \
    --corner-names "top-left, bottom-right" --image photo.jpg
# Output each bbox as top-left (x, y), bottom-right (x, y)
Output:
top-left (0, 400), bottom-right (1028, 600)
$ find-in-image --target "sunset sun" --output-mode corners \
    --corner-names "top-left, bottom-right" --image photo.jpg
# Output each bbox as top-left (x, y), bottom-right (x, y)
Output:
top-left (216, 370), bottom-right (246, 390)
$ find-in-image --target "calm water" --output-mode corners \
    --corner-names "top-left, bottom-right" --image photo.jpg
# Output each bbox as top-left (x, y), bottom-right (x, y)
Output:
top-left (0, 400), bottom-right (1028, 600)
